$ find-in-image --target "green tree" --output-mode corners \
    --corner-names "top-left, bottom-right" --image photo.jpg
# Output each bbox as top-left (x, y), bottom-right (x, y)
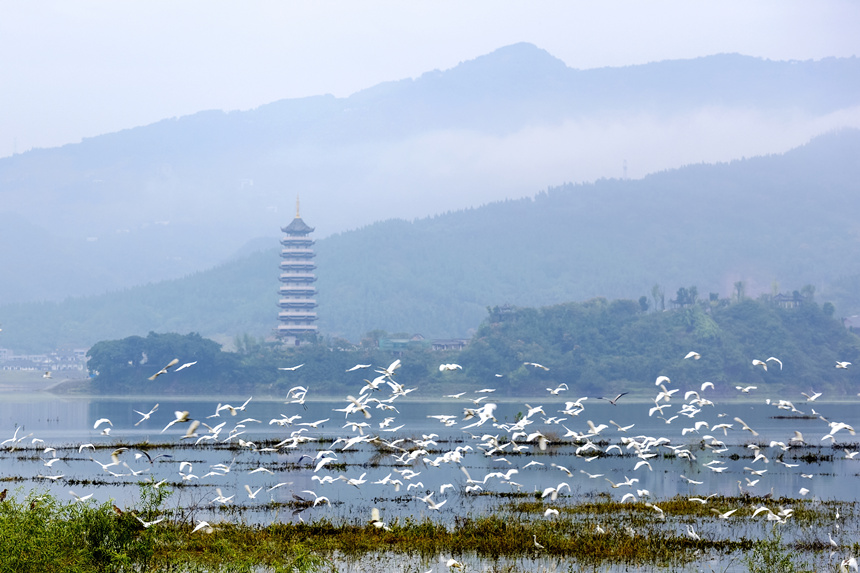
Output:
top-left (673, 287), bottom-right (689, 308)
top-left (734, 281), bottom-right (745, 302)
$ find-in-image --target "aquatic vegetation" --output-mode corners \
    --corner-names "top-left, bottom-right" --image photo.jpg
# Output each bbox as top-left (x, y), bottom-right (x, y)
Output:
top-left (744, 530), bottom-right (812, 573)
top-left (1, 474), bottom-right (859, 572)
top-left (0, 488), bottom-right (325, 573)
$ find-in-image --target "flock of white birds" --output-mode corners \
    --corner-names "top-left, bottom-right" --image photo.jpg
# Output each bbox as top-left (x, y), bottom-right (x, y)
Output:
top-left (2, 353), bottom-right (859, 571)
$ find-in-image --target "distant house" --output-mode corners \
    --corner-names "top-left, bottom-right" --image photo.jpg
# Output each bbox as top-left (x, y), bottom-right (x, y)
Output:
top-left (431, 339), bottom-right (469, 351)
top-left (377, 334), bottom-right (469, 354)
top-left (772, 293), bottom-right (805, 308)
top-left (1, 358), bottom-right (39, 371)
top-left (0, 348), bottom-right (88, 372)
top-left (378, 334), bottom-right (430, 354)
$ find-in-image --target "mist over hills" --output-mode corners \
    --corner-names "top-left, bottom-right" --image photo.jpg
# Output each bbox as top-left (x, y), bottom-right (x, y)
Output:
top-left (2, 43), bottom-right (859, 305)
top-left (2, 129), bottom-right (859, 352)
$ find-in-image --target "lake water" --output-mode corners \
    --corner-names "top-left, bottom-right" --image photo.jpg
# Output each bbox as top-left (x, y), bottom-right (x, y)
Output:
top-left (1, 385), bottom-right (858, 571)
top-left (2, 388), bottom-right (858, 506)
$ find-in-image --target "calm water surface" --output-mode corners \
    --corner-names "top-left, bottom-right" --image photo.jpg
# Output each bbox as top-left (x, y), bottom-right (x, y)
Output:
top-left (2, 391), bottom-right (858, 505)
top-left (1, 387), bottom-right (858, 572)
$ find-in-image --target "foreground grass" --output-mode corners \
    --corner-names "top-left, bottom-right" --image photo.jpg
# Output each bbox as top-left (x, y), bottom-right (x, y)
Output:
top-left (0, 488), bottom-right (324, 573)
top-left (1, 488), bottom-right (857, 572)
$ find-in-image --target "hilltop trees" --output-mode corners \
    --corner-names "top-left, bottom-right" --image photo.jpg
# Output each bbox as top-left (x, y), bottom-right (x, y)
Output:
top-left (87, 331), bottom-right (241, 393)
top-left (459, 293), bottom-right (860, 398)
top-left (84, 291), bottom-right (860, 398)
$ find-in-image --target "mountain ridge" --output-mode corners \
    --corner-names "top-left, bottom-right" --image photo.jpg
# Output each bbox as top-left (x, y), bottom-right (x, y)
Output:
top-left (2, 128), bottom-right (859, 352)
top-left (1, 44), bottom-right (858, 306)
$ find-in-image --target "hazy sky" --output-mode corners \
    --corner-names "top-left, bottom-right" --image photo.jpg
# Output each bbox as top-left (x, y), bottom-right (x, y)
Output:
top-left (1, 1), bottom-right (858, 158)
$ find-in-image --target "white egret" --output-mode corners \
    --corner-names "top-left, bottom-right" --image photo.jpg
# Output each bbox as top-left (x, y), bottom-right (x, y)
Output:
top-left (174, 360), bottom-right (197, 372)
top-left (801, 390), bottom-right (822, 402)
top-left (734, 417), bottom-right (759, 436)
top-left (191, 521), bottom-right (212, 533)
top-left (370, 507), bottom-right (390, 530)
top-left (162, 411), bottom-right (191, 433)
top-left (712, 508), bottom-right (738, 519)
top-left (148, 358), bottom-right (179, 380)
top-left (133, 404), bottom-right (159, 426)
top-left (300, 490), bottom-right (330, 506)
top-left (346, 364), bottom-right (371, 372)
top-left (686, 524), bottom-right (700, 540)
top-left (136, 516), bottom-right (165, 528)
top-left (69, 490), bottom-right (94, 502)
top-left (766, 356), bottom-right (783, 370)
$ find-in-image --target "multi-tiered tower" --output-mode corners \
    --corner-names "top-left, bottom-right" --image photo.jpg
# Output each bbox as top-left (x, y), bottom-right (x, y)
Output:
top-left (277, 200), bottom-right (318, 344)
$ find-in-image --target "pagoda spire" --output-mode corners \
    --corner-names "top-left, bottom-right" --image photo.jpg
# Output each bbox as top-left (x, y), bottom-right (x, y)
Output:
top-left (296, 195), bottom-right (301, 218)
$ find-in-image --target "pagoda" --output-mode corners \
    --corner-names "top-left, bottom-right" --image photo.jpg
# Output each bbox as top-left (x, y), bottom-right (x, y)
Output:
top-left (277, 199), bottom-right (318, 343)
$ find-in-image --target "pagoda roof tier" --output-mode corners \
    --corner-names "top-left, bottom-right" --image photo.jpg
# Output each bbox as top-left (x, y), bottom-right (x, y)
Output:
top-left (280, 237), bottom-right (314, 246)
top-left (278, 286), bottom-right (316, 294)
top-left (280, 248), bottom-right (315, 258)
top-left (277, 325), bottom-right (319, 334)
top-left (278, 300), bottom-right (318, 309)
top-left (279, 261), bottom-right (316, 270)
top-left (281, 217), bottom-right (314, 235)
top-left (279, 312), bottom-right (318, 320)
top-left (279, 272), bottom-right (316, 280)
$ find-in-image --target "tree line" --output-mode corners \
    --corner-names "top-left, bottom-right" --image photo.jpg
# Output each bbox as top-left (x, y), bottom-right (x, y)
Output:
top-left (86, 292), bottom-right (860, 398)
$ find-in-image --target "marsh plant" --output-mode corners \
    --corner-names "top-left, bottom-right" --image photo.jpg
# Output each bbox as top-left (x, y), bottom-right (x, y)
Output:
top-left (744, 528), bottom-right (812, 573)
top-left (0, 488), bottom-right (155, 573)
top-left (0, 486), bottom-right (325, 573)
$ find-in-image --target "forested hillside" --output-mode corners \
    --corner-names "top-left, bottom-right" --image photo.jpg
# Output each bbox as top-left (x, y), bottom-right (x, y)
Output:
top-left (1, 129), bottom-right (859, 353)
top-left (85, 295), bottom-right (860, 399)
top-left (458, 296), bottom-right (860, 399)
top-left (2, 45), bottom-right (859, 305)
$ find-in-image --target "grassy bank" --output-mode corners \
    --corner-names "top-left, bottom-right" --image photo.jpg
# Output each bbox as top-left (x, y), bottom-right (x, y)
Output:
top-left (2, 486), bottom-right (858, 573)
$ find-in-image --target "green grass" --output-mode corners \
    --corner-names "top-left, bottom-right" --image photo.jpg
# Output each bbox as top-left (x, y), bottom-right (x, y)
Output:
top-left (0, 487), bottom-right (325, 573)
top-left (1, 488), bottom-right (857, 572)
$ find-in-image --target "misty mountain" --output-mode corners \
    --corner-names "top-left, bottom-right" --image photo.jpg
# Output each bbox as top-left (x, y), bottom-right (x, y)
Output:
top-left (2, 43), bottom-right (859, 304)
top-left (2, 129), bottom-right (859, 352)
